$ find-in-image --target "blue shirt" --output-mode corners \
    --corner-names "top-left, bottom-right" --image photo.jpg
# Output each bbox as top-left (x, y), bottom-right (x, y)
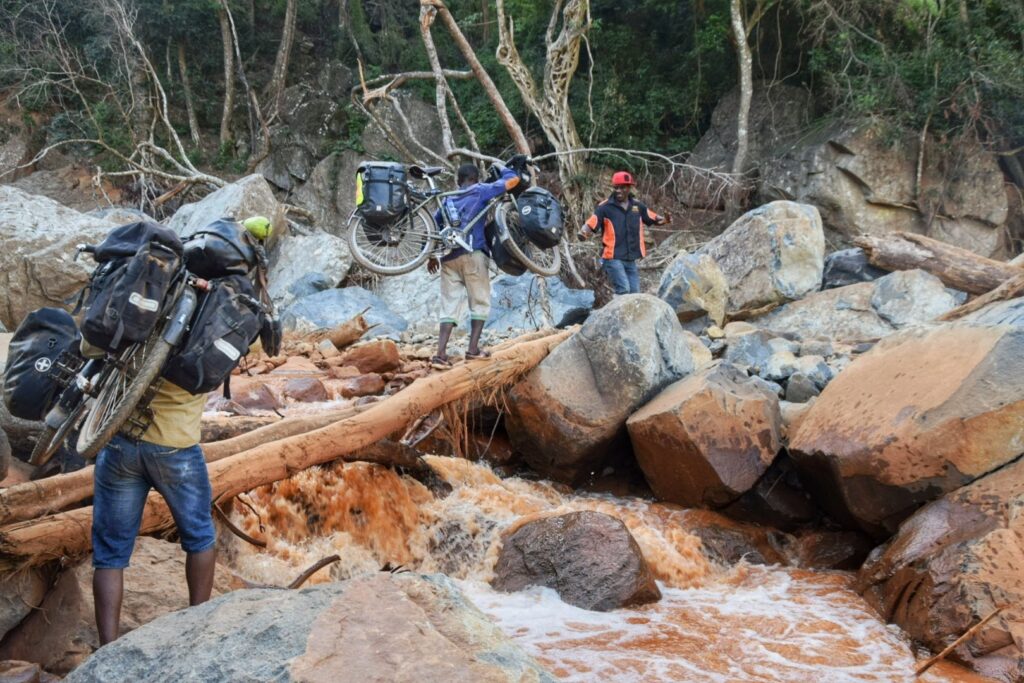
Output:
top-left (436, 167), bottom-right (518, 261)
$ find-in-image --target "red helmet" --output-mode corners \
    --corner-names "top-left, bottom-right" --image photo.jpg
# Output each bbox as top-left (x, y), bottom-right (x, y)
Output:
top-left (611, 171), bottom-right (635, 186)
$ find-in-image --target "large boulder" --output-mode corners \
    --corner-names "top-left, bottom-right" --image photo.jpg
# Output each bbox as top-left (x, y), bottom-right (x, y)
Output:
top-left (66, 573), bottom-right (554, 683)
top-left (626, 362), bottom-right (782, 509)
top-left (506, 294), bottom-right (709, 483)
top-left (0, 570), bottom-right (49, 641)
top-left (362, 92), bottom-right (446, 161)
top-left (167, 175), bottom-right (286, 245)
top-left (658, 201), bottom-right (824, 319)
top-left (486, 274), bottom-right (594, 333)
top-left (282, 286), bottom-right (408, 339)
top-left (267, 231), bottom-right (353, 309)
top-left (761, 124), bottom-right (1009, 257)
top-left (491, 511), bottom-right (661, 611)
top-left (821, 248), bottom-right (889, 289)
top-left (257, 62), bottom-right (352, 193)
top-left (0, 185), bottom-right (117, 329)
top-left (790, 323), bottom-right (1024, 537)
top-left (291, 150), bottom-right (363, 237)
top-left (752, 269), bottom-right (961, 342)
top-left (689, 82), bottom-right (815, 173)
top-left (858, 457), bottom-right (1024, 682)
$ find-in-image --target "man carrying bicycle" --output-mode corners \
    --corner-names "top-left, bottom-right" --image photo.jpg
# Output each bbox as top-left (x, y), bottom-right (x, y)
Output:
top-left (428, 156), bottom-right (527, 365)
top-left (90, 214), bottom-right (273, 645)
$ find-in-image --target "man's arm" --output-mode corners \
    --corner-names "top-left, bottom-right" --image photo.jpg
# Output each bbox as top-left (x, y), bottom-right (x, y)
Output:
top-left (640, 203), bottom-right (671, 226)
top-left (477, 166), bottom-right (520, 201)
top-left (579, 208), bottom-right (601, 239)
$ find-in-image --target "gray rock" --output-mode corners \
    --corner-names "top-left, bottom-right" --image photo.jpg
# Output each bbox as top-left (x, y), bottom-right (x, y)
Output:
top-left (87, 207), bottom-right (155, 226)
top-left (287, 273), bottom-right (333, 300)
top-left (785, 373), bottom-right (820, 403)
top-left (752, 269), bottom-right (959, 342)
top-left (963, 297), bottom-right (1024, 328)
top-left (167, 175), bottom-right (286, 248)
top-left (656, 251), bottom-right (728, 325)
top-left (870, 270), bottom-right (960, 327)
top-left (0, 185), bottom-right (117, 329)
top-left (492, 511), bottom-right (660, 612)
top-left (794, 355), bottom-right (834, 388)
top-left (486, 274), bottom-right (594, 333)
top-left (799, 339), bottom-right (834, 357)
top-left (292, 150), bottom-right (363, 238)
top-left (67, 573), bottom-right (555, 683)
top-left (723, 330), bottom-right (774, 372)
top-left (362, 92), bottom-right (446, 161)
top-left (822, 248), bottom-right (888, 289)
top-left (761, 123), bottom-right (1008, 257)
top-left (282, 287), bottom-right (407, 339)
top-left (767, 337), bottom-right (799, 355)
top-left (507, 294), bottom-right (708, 483)
top-left (268, 231), bottom-right (353, 309)
top-left (762, 350), bottom-right (799, 382)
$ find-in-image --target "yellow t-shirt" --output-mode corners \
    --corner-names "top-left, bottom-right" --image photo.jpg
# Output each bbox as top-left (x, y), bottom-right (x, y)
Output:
top-left (80, 340), bottom-right (205, 448)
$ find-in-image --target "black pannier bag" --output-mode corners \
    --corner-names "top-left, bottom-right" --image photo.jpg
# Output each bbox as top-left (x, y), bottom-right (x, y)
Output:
top-left (82, 235), bottom-right (182, 353)
top-left (92, 220), bottom-right (183, 263)
top-left (161, 274), bottom-right (263, 394)
top-left (516, 187), bottom-right (563, 248)
top-left (3, 308), bottom-right (81, 421)
top-left (356, 162), bottom-right (408, 225)
top-left (183, 218), bottom-right (259, 279)
top-left (485, 220), bottom-right (526, 277)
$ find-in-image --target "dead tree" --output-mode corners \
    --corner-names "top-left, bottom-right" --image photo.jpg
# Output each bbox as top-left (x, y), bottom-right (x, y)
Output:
top-left (265, 0), bottom-right (299, 119)
top-left (176, 41), bottom-right (202, 148)
top-left (218, 1), bottom-right (235, 149)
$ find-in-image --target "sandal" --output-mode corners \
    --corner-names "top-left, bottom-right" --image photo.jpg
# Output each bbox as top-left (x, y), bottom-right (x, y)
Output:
top-left (429, 355), bottom-right (452, 369)
top-left (465, 349), bottom-right (492, 360)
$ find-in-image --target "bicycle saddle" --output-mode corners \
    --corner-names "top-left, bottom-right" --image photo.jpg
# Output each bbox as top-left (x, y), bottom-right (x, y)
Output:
top-left (408, 165), bottom-right (445, 179)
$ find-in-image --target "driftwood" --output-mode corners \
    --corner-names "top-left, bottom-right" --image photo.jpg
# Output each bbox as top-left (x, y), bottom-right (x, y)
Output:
top-left (914, 607), bottom-right (1004, 676)
top-left (854, 232), bottom-right (1019, 295)
top-left (0, 329), bottom-right (572, 568)
top-left (201, 415), bottom-right (280, 443)
top-left (0, 403), bottom-right (376, 526)
top-left (938, 271), bottom-right (1024, 321)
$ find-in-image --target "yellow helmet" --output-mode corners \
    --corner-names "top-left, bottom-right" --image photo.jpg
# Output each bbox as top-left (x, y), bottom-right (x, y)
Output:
top-left (242, 215), bottom-right (272, 241)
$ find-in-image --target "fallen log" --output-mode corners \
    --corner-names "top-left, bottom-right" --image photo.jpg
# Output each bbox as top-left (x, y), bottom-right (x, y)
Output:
top-left (0, 403), bottom-right (373, 526)
top-left (937, 271), bottom-right (1024, 321)
top-left (0, 329), bottom-right (572, 568)
top-left (853, 232), bottom-right (1019, 295)
top-left (201, 415), bottom-right (280, 443)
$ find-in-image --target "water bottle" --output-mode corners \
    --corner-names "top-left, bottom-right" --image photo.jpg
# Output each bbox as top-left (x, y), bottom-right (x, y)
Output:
top-left (443, 198), bottom-right (462, 228)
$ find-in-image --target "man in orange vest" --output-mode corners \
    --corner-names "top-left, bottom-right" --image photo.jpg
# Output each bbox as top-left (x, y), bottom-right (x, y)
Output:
top-left (579, 171), bottom-right (670, 294)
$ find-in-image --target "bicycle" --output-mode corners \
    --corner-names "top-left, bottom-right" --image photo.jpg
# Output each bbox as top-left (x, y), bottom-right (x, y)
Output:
top-left (29, 244), bottom-right (207, 468)
top-left (346, 160), bottom-right (562, 277)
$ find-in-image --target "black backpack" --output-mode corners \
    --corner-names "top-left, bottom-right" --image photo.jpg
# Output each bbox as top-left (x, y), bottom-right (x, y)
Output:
top-left (81, 224), bottom-right (183, 353)
top-left (161, 274), bottom-right (263, 394)
top-left (183, 218), bottom-right (260, 279)
top-left (356, 162), bottom-right (408, 225)
top-left (516, 187), bottom-right (563, 248)
top-left (3, 308), bottom-right (81, 421)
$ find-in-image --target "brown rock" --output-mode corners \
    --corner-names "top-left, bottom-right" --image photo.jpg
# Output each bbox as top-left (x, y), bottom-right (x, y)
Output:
top-left (0, 660), bottom-right (60, 683)
top-left (721, 454), bottom-right (820, 531)
top-left (507, 295), bottom-right (707, 484)
top-left (857, 457), bottom-right (1024, 681)
top-left (231, 382), bottom-right (282, 412)
top-left (339, 339), bottom-right (401, 374)
top-left (627, 362), bottom-right (781, 508)
top-left (0, 567), bottom-right (85, 673)
top-left (269, 356), bottom-right (321, 376)
top-left (492, 511), bottom-right (661, 611)
top-left (326, 364), bottom-right (361, 379)
top-left (0, 569), bottom-right (50, 642)
top-left (790, 530), bottom-right (873, 570)
top-left (790, 323), bottom-right (1024, 537)
top-left (338, 373), bottom-right (385, 398)
top-left (283, 377), bottom-right (329, 403)
top-left (681, 509), bottom-right (788, 565)
top-left (203, 396), bottom-right (255, 416)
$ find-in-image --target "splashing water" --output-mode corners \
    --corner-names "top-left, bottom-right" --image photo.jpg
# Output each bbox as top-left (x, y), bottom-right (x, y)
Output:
top-left (223, 457), bottom-right (986, 682)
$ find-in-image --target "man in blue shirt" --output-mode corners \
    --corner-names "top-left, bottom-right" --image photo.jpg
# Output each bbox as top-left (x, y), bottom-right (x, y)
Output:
top-left (428, 159), bottom-right (523, 364)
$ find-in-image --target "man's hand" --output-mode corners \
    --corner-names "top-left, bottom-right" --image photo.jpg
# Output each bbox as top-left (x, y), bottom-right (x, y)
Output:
top-left (660, 212), bottom-right (672, 226)
top-left (578, 226), bottom-right (594, 241)
top-left (427, 257), bottom-right (440, 274)
top-left (507, 154), bottom-right (530, 171)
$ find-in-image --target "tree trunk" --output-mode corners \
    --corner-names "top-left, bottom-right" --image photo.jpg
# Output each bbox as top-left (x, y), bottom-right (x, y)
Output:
top-left (728, 0), bottom-right (752, 216)
top-left (265, 0), bottom-right (299, 118)
top-left (419, 5), bottom-right (455, 157)
top-left (938, 271), bottom-right (1024, 321)
top-left (425, 0), bottom-right (530, 155)
top-left (218, 3), bottom-right (236, 150)
top-left (853, 232), bottom-right (1019, 295)
top-left (0, 330), bottom-right (571, 568)
top-left (177, 41), bottom-right (202, 149)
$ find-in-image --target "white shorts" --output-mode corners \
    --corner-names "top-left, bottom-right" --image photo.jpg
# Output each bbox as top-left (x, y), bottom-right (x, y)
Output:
top-left (440, 251), bottom-right (491, 325)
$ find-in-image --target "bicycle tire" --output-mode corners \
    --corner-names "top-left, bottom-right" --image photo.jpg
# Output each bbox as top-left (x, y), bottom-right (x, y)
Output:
top-left (28, 397), bottom-right (89, 467)
top-left (347, 208), bottom-right (437, 275)
top-left (494, 202), bottom-right (562, 277)
top-left (75, 332), bottom-right (174, 459)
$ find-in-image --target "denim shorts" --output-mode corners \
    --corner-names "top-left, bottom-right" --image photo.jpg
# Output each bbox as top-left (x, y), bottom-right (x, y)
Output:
top-left (92, 435), bottom-right (216, 569)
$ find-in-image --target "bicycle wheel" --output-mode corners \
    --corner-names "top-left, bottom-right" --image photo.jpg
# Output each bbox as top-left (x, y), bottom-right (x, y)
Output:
top-left (494, 202), bottom-right (562, 277)
top-left (75, 330), bottom-right (174, 459)
top-left (347, 208), bottom-right (437, 275)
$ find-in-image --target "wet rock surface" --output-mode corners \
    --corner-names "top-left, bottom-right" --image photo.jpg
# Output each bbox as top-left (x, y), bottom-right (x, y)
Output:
top-left (506, 294), bottom-right (706, 483)
top-left (627, 362), bottom-right (782, 509)
top-left (790, 323), bottom-right (1024, 537)
top-left (66, 573), bottom-right (554, 683)
top-left (492, 511), bottom-right (661, 611)
top-left (858, 457), bottom-right (1024, 681)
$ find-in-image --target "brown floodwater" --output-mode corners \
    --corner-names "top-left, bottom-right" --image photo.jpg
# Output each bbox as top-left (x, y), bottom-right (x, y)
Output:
top-left (223, 457), bottom-right (992, 682)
